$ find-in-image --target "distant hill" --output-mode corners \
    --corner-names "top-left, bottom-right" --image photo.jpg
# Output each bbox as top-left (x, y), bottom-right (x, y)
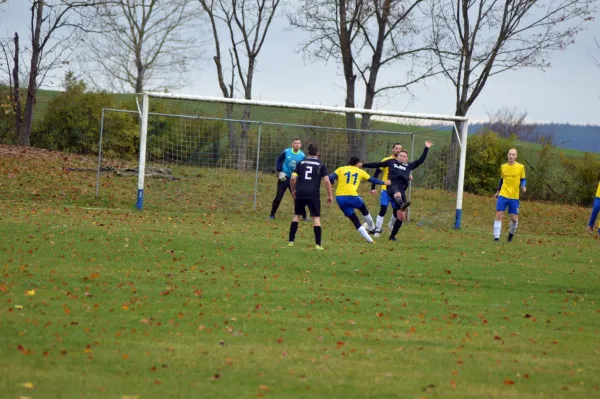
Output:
top-left (469, 123), bottom-right (600, 154)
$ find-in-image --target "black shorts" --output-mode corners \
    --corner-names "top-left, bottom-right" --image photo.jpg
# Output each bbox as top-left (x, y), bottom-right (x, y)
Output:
top-left (295, 197), bottom-right (321, 217)
top-left (387, 184), bottom-right (407, 209)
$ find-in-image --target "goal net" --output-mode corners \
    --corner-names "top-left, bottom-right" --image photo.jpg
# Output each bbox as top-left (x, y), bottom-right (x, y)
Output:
top-left (129, 93), bottom-right (469, 228)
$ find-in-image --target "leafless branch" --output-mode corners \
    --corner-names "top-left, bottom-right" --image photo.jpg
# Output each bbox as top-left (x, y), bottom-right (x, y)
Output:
top-left (81, 0), bottom-right (204, 93)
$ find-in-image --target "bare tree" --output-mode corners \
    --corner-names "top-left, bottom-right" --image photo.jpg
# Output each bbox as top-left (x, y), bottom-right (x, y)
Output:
top-left (199, 0), bottom-right (281, 169)
top-left (429, 0), bottom-right (596, 188)
top-left (0, 33), bottom-right (22, 140)
top-left (289, 0), bottom-right (437, 159)
top-left (483, 107), bottom-right (537, 140)
top-left (0, 1), bottom-right (111, 147)
top-left (82, 0), bottom-right (202, 93)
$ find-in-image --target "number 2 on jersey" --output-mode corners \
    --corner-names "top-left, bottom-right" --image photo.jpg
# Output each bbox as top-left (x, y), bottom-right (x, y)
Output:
top-left (344, 171), bottom-right (358, 185)
top-left (304, 166), bottom-right (313, 180)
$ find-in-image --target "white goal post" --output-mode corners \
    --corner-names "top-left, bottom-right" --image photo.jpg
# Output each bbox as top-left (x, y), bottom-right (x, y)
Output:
top-left (137, 92), bottom-right (469, 228)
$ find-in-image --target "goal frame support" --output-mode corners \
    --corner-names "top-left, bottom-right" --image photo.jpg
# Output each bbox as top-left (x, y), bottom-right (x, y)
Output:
top-left (137, 92), bottom-right (469, 228)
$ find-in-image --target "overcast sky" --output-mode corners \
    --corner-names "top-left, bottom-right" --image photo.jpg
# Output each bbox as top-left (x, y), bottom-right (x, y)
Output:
top-left (2, 1), bottom-right (599, 125)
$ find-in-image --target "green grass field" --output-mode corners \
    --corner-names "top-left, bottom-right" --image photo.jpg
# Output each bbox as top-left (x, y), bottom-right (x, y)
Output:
top-left (1, 145), bottom-right (599, 399)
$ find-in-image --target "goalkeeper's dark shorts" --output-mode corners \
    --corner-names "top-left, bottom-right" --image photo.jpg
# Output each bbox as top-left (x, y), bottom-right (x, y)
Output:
top-left (295, 196), bottom-right (321, 217)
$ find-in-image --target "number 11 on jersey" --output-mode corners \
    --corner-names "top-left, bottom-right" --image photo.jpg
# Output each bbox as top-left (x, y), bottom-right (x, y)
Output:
top-left (344, 171), bottom-right (358, 185)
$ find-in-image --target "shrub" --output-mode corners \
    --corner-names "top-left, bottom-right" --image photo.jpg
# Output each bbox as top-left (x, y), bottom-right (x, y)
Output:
top-left (32, 72), bottom-right (114, 154)
top-left (463, 130), bottom-right (514, 194)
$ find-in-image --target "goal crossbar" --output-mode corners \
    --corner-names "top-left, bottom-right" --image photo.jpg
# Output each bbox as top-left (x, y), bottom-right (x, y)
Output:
top-left (143, 92), bottom-right (468, 123)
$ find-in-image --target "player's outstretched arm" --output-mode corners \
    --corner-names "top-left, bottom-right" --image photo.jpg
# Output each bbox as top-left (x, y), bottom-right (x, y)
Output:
top-left (362, 161), bottom-right (388, 169)
top-left (408, 142), bottom-right (432, 169)
top-left (368, 177), bottom-right (386, 186)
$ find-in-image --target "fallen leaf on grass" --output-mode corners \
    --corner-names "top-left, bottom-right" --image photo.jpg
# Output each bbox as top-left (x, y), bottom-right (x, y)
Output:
top-left (25, 290), bottom-right (35, 296)
top-left (504, 379), bottom-right (515, 385)
top-left (21, 382), bottom-right (34, 389)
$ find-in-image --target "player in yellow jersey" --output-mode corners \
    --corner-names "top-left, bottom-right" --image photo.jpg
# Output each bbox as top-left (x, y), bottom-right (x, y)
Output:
top-left (369, 143), bottom-right (404, 236)
top-left (493, 148), bottom-right (526, 242)
top-left (328, 157), bottom-right (390, 243)
top-left (587, 180), bottom-right (600, 236)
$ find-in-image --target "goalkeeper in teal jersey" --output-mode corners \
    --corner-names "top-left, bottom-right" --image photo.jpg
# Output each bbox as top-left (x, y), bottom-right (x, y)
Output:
top-left (269, 139), bottom-right (307, 220)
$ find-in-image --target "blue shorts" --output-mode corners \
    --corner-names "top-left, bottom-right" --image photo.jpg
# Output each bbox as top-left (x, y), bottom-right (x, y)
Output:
top-left (380, 190), bottom-right (392, 207)
top-left (496, 196), bottom-right (519, 215)
top-left (336, 196), bottom-right (365, 217)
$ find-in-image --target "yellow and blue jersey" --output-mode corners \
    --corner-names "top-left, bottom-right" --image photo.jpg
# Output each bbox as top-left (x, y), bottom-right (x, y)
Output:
top-left (332, 166), bottom-right (370, 196)
top-left (596, 181), bottom-right (600, 198)
top-left (377, 155), bottom-right (394, 188)
top-left (499, 162), bottom-right (526, 200)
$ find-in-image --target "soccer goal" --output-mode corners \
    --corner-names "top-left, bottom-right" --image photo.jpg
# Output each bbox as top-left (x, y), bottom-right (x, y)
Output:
top-left (134, 92), bottom-right (469, 228)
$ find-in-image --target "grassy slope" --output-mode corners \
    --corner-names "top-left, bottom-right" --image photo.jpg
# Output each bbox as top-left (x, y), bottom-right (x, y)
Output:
top-left (0, 145), bottom-right (599, 399)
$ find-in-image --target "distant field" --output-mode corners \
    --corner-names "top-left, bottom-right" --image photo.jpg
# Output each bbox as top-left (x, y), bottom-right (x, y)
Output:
top-left (1, 145), bottom-right (598, 399)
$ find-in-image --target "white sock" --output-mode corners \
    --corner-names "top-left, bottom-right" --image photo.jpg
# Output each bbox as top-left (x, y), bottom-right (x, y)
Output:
top-left (376, 215), bottom-right (384, 229)
top-left (357, 226), bottom-right (373, 242)
top-left (388, 216), bottom-right (397, 228)
top-left (493, 220), bottom-right (501, 238)
top-left (363, 214), bottom-right (375, 230)
top-left (509, 221), bottom-right (518, 234)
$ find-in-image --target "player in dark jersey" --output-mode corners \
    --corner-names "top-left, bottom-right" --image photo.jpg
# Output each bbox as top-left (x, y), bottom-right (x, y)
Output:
top-left (363, 140), bottom-right (433, 240)
top-left (288, 144), bottom-right (333, 250)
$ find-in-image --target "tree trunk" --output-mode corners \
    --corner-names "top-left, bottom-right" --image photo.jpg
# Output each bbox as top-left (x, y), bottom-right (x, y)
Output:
top-left (343, 69), bottom-right (358, 159)
top-left (359, 72), bottom-right (379, 160)
top-left (237, 57), bottom-right (255, 170)
top-left (12, 32), bottom-right (22, 140)
top-left (346, 103), bottom-right (359, 157)
top-left (19, 0), bottom-right (44, 147)
top-left (239, 104), bottom-right (251, 170)
top-left (357, 114), bottom-right (372, 160)
top-left (338, 0), bottom-right (360, 160)
top-left (211, 128), bottom-right (220, 164)
top-left (225, 103), bottom-right (237, 164)
top-left (135, 66), bottom-right (144, 93)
